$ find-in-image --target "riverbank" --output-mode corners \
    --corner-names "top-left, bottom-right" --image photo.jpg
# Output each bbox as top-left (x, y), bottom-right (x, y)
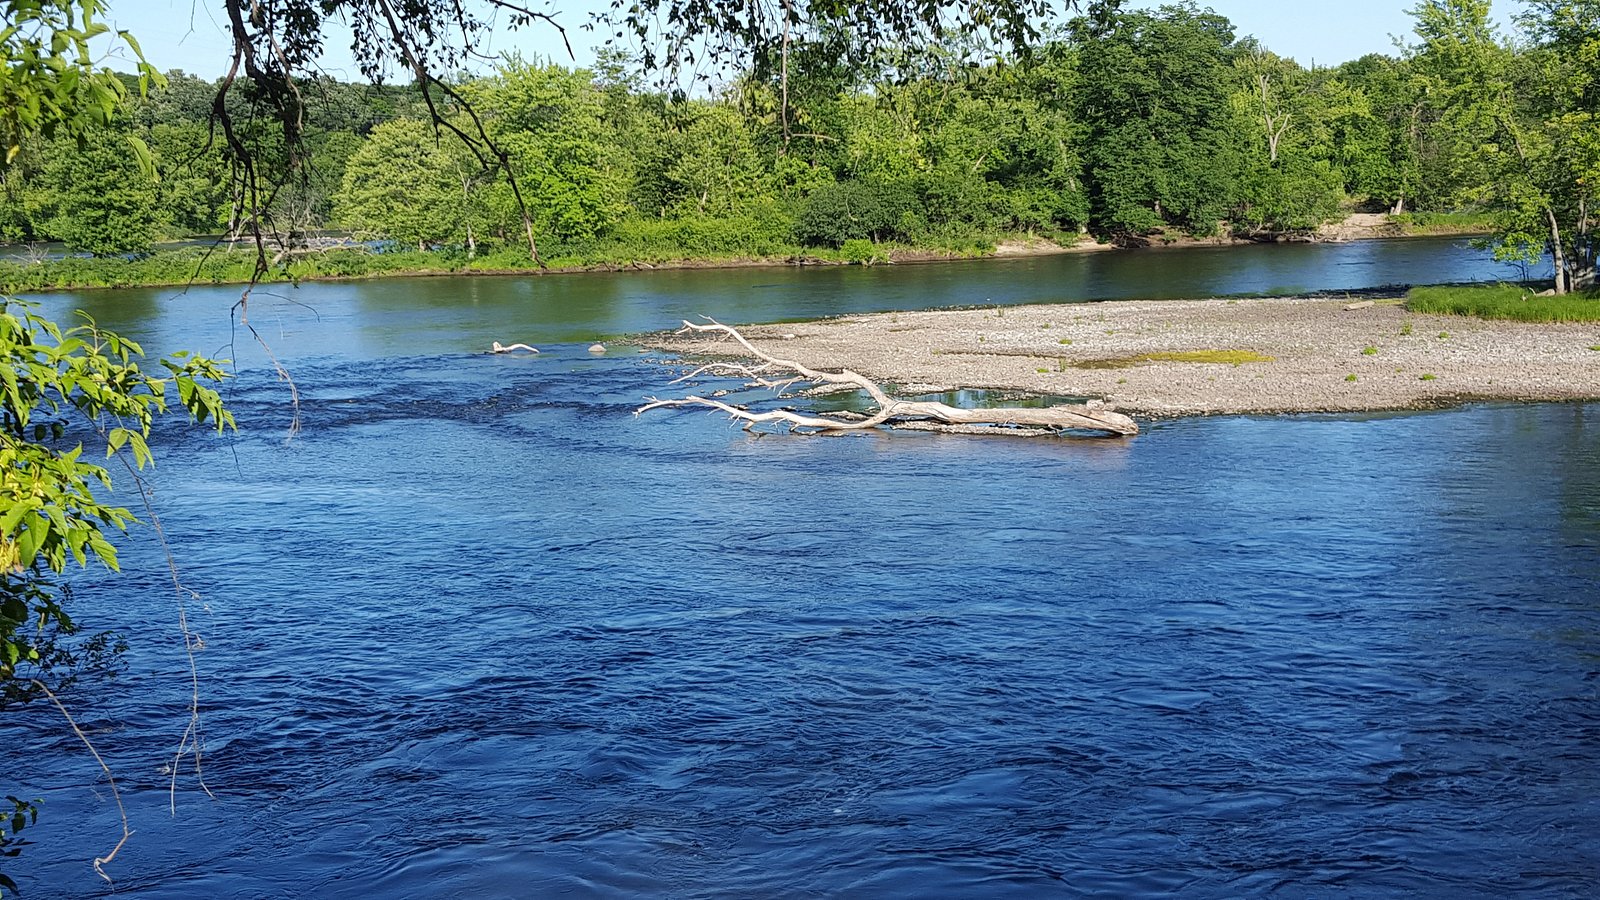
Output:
top-left (0, 240), bottom-right (1046, 293)
top-left (0, 213), bottom-right (1487, 293)
top-left (650, 295), bottom-right (1600, 418)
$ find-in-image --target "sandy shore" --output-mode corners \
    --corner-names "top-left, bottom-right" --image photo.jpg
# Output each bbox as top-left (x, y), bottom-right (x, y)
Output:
top-left (651, 295), bottom-right (1600, 418)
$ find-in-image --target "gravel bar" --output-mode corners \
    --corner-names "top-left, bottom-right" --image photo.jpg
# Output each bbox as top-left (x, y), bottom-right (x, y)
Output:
top-left (650, 295), bottom-right (1600, 418)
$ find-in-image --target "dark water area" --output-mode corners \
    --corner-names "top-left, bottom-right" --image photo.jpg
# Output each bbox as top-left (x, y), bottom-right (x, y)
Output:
top-left (6, 239), bottom-right (1599, 897)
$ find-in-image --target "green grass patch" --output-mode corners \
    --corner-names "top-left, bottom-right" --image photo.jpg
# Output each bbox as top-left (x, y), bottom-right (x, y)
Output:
top-left (1074, 349), bottom-right (1274, 369)
top-left (1406, 283), bottom-right (1600, 323)
top-left (0, 245), bottom-right (472, 292)
top-left (2, 217), bottom-right (1063, 292)
top-left (1388, 211), bottom-right (1497, 235)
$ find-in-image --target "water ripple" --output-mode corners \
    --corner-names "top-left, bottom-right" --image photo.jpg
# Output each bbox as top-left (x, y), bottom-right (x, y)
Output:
top-left (4, 352), bottom-right (1597, 898)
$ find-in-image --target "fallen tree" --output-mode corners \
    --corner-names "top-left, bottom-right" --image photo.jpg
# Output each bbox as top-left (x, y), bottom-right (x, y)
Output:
top-left (638, 319), bottom-right (1139, 437)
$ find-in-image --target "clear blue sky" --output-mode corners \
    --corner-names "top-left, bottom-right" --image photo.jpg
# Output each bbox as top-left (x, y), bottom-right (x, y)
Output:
top-left (97, 0), bottom-right (1524, 79)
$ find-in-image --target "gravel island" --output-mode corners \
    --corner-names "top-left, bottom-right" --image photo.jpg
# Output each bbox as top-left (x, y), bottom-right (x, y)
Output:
top-left (651, 295), bottom-right (1600, 418)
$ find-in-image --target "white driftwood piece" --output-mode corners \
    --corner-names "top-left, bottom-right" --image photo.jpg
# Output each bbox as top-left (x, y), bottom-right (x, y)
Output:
top-left (638, 319), bottom-right (1139, 437)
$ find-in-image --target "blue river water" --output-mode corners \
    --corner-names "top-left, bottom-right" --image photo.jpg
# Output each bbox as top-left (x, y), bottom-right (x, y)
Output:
top-left (5, 238), bottom-right (1598, 897)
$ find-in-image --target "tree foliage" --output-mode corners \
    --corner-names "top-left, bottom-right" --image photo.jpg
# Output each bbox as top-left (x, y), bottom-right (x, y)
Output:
top-left (335, 118), bottom-right (469, 251)
top-left (1407, 0), bottom-right (1597, 291)
top-left (0, 300), bottom-right (233, 691)
top-left (4, 0), bottom-right (1593, 278)
top-left (28, 129), bottom-right (163, 256)
top-left (2, 8), bottom-right (237, 891)
top-left (1071, 1), bottom-right (1242, 239)
top-left (796, 179), bottom-right (918, 245)
top-left (0, 0), bottom-right (160, 165)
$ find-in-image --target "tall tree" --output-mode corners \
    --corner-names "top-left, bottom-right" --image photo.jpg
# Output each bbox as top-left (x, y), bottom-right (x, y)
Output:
top-left (1408, 0), bottom-right (1597, 292)
top-left (334, 118), bottom-right (469, 250)
top-left (193, 0), bottom-right (1068, 270)
top-left (1328, 55), bottom-right (1425, 213)
top-left (662, 102), bottom-right (774, 218)
top-left (1075, 2), bottom-right (1248, 238)
top-left (1071, 1), bottom-right (1242, 240)
top-left (1515, 0), bottom-right (1598, 290)
top-left (466, 59), bottom-right (627, 250)
top-left (1229, 46), bottom-right (1346, 233)
top-left (29, 130), bottom-right (165, 256)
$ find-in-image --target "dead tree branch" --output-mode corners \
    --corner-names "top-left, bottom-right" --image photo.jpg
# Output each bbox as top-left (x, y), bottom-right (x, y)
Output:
top-left (638, 319), bottom-right (1139, 437)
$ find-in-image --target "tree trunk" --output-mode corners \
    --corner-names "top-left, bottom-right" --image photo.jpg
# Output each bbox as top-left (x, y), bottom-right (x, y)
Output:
top-left (1391, 194), bottom-right (1405, 216)
top-left (459, 170), bottom-right (476, 259)
top-left (1547, 207), bottom-right (1569, 295)
top-left (523, 214), bottom-right (539, 264)
top-left (1576, 197), bottom-right (1594, 290)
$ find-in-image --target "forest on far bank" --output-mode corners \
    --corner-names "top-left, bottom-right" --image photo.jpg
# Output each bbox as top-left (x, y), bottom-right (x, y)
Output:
top-left (0, 0), bottom-right (1593, 290)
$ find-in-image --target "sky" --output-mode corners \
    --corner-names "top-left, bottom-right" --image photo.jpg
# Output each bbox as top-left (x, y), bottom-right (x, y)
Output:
top-left (95, 0), bottom-right (1525, 80)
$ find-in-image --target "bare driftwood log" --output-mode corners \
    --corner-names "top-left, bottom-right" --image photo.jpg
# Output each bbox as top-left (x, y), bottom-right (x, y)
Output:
top-left (638, 319), bottom-right (1139, 437)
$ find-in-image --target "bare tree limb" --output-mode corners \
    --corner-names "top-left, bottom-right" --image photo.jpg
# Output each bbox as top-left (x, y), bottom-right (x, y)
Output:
top-left (32, 681), bottom-right (132, 886)
top-left (638, 319), bottom-right (1139, 436)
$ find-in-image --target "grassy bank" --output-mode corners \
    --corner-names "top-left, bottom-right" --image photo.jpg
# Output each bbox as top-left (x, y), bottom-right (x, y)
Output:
top-left (1388, 211), bottom-right (1498, 236)
top-left (1406, 283), bottom-right (1600, 322)
top-left (0, 223), bottom-right (1028, 293)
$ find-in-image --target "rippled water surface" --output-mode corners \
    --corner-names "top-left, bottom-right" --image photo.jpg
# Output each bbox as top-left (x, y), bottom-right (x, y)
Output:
top-left (7, 241), bottom-right (1599, 897)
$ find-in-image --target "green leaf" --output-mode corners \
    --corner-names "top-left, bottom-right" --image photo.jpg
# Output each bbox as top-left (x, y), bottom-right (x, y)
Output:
top-left (0, 501), bottom-right (36, 537)
top-left (15, 522), bottom-right (44, 571)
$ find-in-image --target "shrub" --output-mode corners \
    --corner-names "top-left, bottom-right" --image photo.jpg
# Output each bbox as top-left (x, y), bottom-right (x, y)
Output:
top-left (839, 239), bottom-right (886, 264)
top-left (795, 180), bottom-right (917, 247)
top-left (917, 167), bottom-right (1004, 233)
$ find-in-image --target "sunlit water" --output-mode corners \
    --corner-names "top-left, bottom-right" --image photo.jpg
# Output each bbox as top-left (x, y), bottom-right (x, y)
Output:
top-left (6, 240), bottom-right (1598, 897)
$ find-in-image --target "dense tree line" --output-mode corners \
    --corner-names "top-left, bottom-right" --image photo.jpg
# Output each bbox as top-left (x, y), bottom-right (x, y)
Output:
top-left (0, 0), bottom-right (1594, 290)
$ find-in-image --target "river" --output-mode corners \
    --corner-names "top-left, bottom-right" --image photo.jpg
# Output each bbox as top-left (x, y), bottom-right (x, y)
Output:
top-left (7, 237), bottom-right (1598, 897)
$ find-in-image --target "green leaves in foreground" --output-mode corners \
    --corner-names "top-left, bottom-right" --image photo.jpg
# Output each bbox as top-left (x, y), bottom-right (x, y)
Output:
top-left (0, 297), bottom-right (233, 719)
top-left (0, 794), bottom-right (39, 894)
top-left (0, 300), bottom-right (234, 574)
top-left (0, 0), bottom-right (164, 168)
